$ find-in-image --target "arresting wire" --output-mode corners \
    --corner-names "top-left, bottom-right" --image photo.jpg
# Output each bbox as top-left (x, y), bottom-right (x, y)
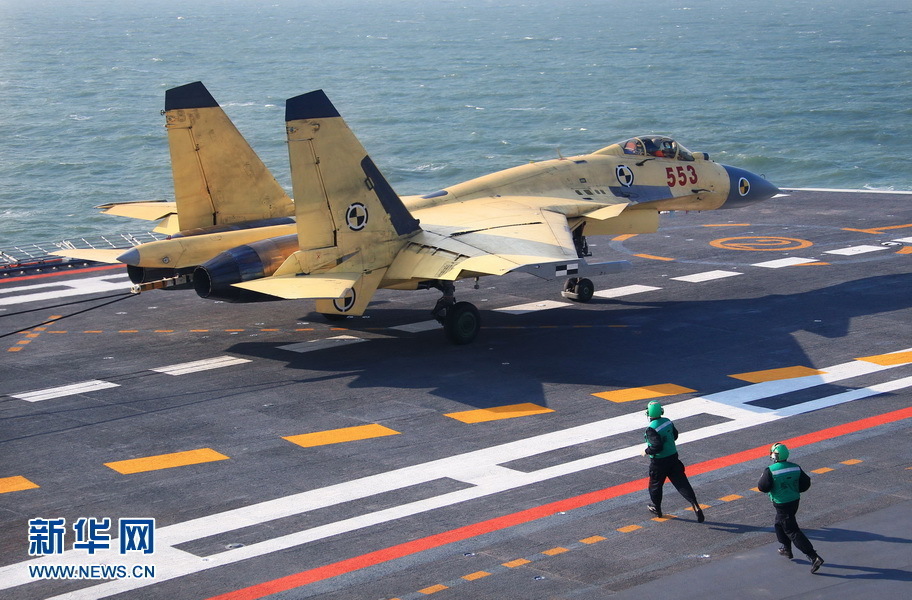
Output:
top-left (0, 292), bottom-right (136, 340)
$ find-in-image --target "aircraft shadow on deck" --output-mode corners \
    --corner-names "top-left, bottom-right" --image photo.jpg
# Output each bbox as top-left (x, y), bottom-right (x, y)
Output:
top-left (224, 272), bottom-right (912, 408)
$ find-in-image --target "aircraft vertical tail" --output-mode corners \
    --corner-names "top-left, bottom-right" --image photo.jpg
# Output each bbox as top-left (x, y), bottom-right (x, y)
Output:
top-left (231, 90), bottom-right (421, 315)
top-left (164, 82), bottom-right (294, 231)
top-left (283, 90), bottom-right (420, 269)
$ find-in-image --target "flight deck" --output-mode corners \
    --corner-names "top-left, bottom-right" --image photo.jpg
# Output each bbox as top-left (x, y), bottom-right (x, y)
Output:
top-left (1, 189), bottom-right (910, 600)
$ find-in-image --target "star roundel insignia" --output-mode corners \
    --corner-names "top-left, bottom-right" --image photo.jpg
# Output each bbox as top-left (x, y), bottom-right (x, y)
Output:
top-left (738, 177), bottom-right (751, 197)
top-left (345, 202), bottom-right (369, 231)
top-left (615, 165), bottom-right (634, 187)
top-left (333, 288), bottom-right (356, 312)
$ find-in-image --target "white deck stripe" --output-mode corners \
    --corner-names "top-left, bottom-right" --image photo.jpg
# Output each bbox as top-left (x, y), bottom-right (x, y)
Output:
top-left (672, 270), bottom-right (742, 283)
top-left (824, 245), bottom-right (889, 256)
top-left (150, 356), bottom-right (252, 376)
top-left (751, 257), bottom-right (819, 268)
top-left (594, 284), bottom-right (661, 299)
top-left (279, 335), bottom-right (368, 353)
top-left (495, 300), bottom-right (570, 314)
top-left (391, 320), bottom-right (441, 333)
top-left (11, 380), bottom-right (120, 402)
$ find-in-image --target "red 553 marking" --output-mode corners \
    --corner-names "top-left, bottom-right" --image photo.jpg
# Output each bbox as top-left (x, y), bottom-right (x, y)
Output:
top-left (666, 165), bottom-right (698, 187)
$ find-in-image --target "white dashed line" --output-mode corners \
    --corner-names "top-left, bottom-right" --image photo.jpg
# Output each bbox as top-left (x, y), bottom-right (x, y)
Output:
top-left (824, 245), bottom-right (889, 256)
top-left (391, 320), bottom-right (441, 333)
top-left (151, 356), bottom-right (252, 375)
top-left (280, 335), bottom-right (369, 353)
top-left (671, 270), bottom-right (742, 283)
top-left (593, 284), bottom-right (661, 299)
top-left (751, 257), bottom-right (820, 268)
top-left (495, 300), bottom-right (571, 314)
top-left (11, 380), bottom-right (120, 402)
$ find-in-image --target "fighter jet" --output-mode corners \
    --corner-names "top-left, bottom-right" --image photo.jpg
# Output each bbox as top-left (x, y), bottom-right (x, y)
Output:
top-left (57, 83), bottom-right (779, 344)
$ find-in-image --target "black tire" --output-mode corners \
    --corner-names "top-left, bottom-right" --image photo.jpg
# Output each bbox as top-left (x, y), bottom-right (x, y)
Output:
top-left (444, 301), bottom-right (480, 345)
top-left (575, 278), bottom-right (595, 303)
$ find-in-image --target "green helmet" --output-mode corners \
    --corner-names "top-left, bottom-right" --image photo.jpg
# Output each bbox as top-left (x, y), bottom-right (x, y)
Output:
top-left (646, 400), bottom-right (664, 419)
top-left (770, 442), bottom-right (790, 462)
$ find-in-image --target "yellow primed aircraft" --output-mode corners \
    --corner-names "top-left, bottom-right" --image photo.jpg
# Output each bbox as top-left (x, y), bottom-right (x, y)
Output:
top-left (56, 82), bottom-right (779, 344)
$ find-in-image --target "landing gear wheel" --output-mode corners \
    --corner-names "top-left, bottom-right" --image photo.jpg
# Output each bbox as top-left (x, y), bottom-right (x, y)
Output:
top-left (562, 277), bottom-right (594, 303)
top-left (444, 301), bottom-right (480, 345)
top-left (321, 312), bottom-right (348, 322)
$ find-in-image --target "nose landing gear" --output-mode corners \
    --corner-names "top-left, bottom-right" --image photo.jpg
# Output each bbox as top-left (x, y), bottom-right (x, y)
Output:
top-left (561, 277), bottom-right (595, 302)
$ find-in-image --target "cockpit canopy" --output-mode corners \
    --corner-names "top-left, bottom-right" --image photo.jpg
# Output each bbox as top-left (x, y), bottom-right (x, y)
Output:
top-left (594, 136), bottom-right (702, 161)
top-left (621, 136), bottom-right (694, 161)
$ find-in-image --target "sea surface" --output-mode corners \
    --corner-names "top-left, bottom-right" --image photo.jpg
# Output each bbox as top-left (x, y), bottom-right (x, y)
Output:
top-left (1, 0), bottom-right (910, 245)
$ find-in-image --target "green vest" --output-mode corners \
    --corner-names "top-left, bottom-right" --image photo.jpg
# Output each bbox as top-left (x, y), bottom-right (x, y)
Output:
top-left (768, 461), bottom-right (802, 504)
top-left (645, 417), bottom-right (677, 459)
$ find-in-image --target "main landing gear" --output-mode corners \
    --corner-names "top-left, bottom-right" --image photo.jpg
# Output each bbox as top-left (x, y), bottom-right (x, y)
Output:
top-left (431, 281), bottom-right (480, 345)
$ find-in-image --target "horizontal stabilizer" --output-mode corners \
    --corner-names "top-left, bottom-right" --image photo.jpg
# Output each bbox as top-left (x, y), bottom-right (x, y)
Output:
top-left (50, 249), bottom-right (126, 264)
top-left (231, 272), bottom-right (361, 300)
top-left (96, 201), bottom-right (177, 222)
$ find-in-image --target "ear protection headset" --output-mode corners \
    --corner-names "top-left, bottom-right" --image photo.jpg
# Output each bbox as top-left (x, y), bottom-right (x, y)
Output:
top-left (770, 442), bottom-right (790, 462)
top-left (646, 400), bottom-right (664, 419)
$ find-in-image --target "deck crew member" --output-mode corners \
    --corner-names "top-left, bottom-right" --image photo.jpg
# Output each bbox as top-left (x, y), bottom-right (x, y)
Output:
top-left (642, 400), bottom-right (704, 522)
top-left (757, 443), bottom-right (824, 573)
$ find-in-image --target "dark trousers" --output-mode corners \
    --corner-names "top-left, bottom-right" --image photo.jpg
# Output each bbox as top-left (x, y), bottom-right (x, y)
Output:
top-left (648, 454), bottom-right (698, 508)
top-left (773, 499), bottom-right (817, 557)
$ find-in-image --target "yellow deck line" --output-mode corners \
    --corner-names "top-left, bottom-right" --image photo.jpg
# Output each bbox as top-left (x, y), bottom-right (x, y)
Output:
top-left (729, 365), bottom-right (824, 383)
top-left (105, 448), bottom-right (229, 474)
top-left (283, 424), bottom-right (400, 448)
top-left (444, 403), bottom-right (554, 424)
top-left (856, 351), bottom-right (912, 366)
top-left (0, 476), bottom-right (40, 494)
top-left (634, 254), bottom-right (675, 261)
top-left (592, 383), bottom-right (695, 403)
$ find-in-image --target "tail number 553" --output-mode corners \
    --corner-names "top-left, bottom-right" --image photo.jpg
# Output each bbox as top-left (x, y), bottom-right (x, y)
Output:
top-left (666, 165), bottom-right (698, 187)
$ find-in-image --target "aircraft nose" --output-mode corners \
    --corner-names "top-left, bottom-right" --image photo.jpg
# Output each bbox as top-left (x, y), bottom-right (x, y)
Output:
top-left (721, 165), bottom-right (780, 208)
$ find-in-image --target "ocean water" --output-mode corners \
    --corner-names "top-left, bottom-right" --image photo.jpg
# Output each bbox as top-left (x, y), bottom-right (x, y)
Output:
top-left (1, 0), bottom-right (910, 245)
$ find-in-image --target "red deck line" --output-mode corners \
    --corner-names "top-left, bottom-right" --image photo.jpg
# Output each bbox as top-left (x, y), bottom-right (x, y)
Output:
top-left (207, 405), bottom-right (912, 600)
top-left (1, 263), bottom-right (123, 282)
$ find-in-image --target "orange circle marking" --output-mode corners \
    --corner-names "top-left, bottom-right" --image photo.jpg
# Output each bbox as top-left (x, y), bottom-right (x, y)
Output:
top-left (710, 236), bottom-right (813, 251)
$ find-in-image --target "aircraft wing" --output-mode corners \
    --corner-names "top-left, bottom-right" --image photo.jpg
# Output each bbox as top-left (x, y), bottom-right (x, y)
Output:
top-left (49, 248), bottom-right (126, 264)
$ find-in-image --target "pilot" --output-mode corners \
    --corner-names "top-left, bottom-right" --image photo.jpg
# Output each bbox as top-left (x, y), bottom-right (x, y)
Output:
top-left (757, 443), bottom-right (824, 573)
top-left (623, 139), bottom-right (643, 155)
top-left (642, 401), bottom-right (704, 522)
top-left (642, 137), bottom-right (661, 157)
top-left (660, 139), bottom-right (676, 158)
